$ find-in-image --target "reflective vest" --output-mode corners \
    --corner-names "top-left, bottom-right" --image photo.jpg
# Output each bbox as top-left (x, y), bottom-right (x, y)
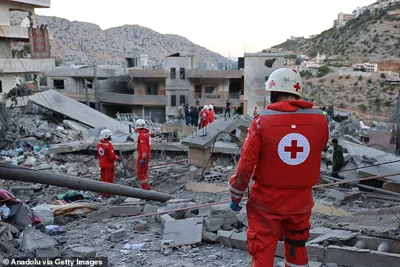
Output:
top-left (253, 108), bottom-right (328, 188)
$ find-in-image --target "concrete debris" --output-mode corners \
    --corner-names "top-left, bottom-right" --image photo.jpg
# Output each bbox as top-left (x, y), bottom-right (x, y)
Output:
top-left (163, 218), bottom-right (203, 246)
top-left (69, 246), bottom-right (97, 258)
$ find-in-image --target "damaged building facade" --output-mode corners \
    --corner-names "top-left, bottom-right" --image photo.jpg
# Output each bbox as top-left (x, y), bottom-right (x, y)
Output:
top-left (0, 0), bottom-right (54, 98)
top-left (44, 53), bottom-right (284, 122)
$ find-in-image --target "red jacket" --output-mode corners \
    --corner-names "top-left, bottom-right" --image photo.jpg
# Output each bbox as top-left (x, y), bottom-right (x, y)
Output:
top-left (96, 139), bottom-right (118, 168)
top-left (229, 100), bottom-right (329, 215)
top-left (135, 128), bottom-right (151, 161)
top-left (200, 109), bottom-right (209, 126)
top-left (208, 109), bottom-right (215, 123)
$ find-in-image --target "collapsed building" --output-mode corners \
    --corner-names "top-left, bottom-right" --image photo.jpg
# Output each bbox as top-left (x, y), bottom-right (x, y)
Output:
top-left (0, 87), bottom-right (399, 266)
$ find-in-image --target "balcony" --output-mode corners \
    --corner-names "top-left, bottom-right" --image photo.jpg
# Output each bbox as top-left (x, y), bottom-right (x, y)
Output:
top-left (190, 93), bottom-right (241, 108)
top-left (0, 58), bottom-right (55, 73)
top-left (63, 91), bottom-right (95, 102)
top-left (0, 26), bottom-right (29, 39)
top-left (98, 92), bottom-right (167, 106)
top-left (187, 69), bottom-right (243, 79)
top-left (129, 69), bottom-right (168, 78)
top-left (9, 0), bottom-right (51, 8)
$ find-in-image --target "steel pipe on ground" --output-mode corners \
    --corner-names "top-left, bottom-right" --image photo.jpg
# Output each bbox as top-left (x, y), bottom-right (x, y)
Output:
top-left (0, 163), bottom-right (174, 202)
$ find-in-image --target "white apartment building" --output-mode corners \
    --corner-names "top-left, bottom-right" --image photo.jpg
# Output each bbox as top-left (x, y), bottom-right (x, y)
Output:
top-left (0, 0), bottom-right (54, 96)
top-left (353, 62), bottom-right (378, 73)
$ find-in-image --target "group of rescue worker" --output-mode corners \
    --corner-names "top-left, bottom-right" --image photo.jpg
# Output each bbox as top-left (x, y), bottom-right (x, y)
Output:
top-left (96, 118), bottom-right (152, 197)
top-left (95, 67), bottom-right (345, 267)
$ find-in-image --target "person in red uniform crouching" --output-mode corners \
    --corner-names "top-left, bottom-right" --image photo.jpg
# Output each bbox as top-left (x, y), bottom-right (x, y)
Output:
top-left (208, 104), bottom-right (215, 124)
top-left (134, 119), bottom-right (151, 190)
top-left (96, 129), bottom-right (119, 198)
top-left (228, 68), bottom-right (329, 267)
top-left (200, 105), bottom-right (209, 128)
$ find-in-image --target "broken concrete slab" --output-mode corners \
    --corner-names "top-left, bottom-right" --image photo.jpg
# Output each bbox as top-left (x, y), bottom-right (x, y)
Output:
top-left (86, 207), bottom-right (110, 223)
top-left (163, 218), bottom-right (203, 246)
top-left (36, 247), bottom-right (59, 258)
top-left (186, 180), bottom-right (228, 193)
top-left (143, 204), bottom-right (158, 214)
top-left (312, 201), bottom-right (350, 217)
top-left (308, 227), bottom-right (359, 245)
top-left (181, 118), bottom-right (251, 150)
top-left (70, 247), bottom-right (97, 258)
top-left (28, 90), bottom-right (129, 133)
top-left (204, 216), bottom-right (224, 232)
top-left (202, 231), bottom-right (218, 243)
top-left (108, 206), bottom-right (141, 217)
top-left (160, 214), bottom-right (175, 228)
top-left (230, 232), bottom-right (247, 251)
top-left (325, 189), bottom-right (345, 201)
top-left (216, 230), bottom-right (234, 248)
top-left (111, 229), bottom-right (127, 242)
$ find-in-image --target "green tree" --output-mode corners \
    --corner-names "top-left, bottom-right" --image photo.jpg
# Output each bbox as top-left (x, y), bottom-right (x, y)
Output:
top-left (358, 103), bottom-right (368, 112)
top-left (358, 75), bottom-right (363, 81)
top-left (317, 65), bottom-right (331, 77)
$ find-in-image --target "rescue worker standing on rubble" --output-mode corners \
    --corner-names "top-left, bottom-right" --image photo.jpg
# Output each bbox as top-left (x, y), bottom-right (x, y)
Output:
top-left (134, 119), bottom-right (151, 190)
top-left (228, 68), bottom-right (329, 267)
top-left (330, 138), bottom-right (344, 179)
top-left (208, 104), bottom-right (215, 124)
top-left (200, 105), bottom-right (209, 128)
top-left (97, 129), bottom-right (119, 198)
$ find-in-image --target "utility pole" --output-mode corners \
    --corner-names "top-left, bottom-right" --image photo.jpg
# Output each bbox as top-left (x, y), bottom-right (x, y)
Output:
top-left (94, 65), bottom-right (99, 111)
top-left (396, 88), bottom-right (400, 155)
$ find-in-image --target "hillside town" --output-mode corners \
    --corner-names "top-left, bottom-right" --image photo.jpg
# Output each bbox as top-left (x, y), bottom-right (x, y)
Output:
top-left (1, 0), bottom-right (400, 267)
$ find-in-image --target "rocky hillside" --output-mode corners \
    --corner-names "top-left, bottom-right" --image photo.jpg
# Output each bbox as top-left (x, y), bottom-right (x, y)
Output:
top-left (272, 2), bottom-right (400, 63)
top-left (11, 12), bottom-right (231, 67)
top-left (302, 72), bottom-right (397, 120)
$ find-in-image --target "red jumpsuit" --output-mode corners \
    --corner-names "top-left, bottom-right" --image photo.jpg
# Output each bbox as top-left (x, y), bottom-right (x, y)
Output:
top-left (200, 109), bottom-right (209, 128)
top-left (96, 139), bottom-right (119, 198)
top-left (135, 128), bottom-right (151, 190)
top-left (208, 109), bottom-right (215, 124)
top-left (229, 100), bottom-right (329, 267)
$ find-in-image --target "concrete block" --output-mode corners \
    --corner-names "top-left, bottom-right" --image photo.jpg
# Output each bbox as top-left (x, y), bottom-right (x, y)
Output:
top-left (230, 232), bottom-right (247, 251)
top-left (308, 227), bottom-right (358, 245)
top-left (36, 247), bottom-right (59, 258)
top-left (202, 231), bottom-right (218, 243)
top-left (163, 218), bottom-right (203, 246)
top-left (217, 230), bottom-right (234, 247)
top-left (198, 206), bottom-right (212, 217)
top-left (236, 213), bottom-right (248, 227)
top-left (160, 214), bottom-right (175, 228)
top-left (325, 189), bottom-right (345, 201)
top-left (275, 241), bottom-right (284, 257)
top-left (109, 206), bottom-right (141, 217)
top-left (312, 201), bottom-right (349, 216)
top-left (11, 203), bottom-right (32, 227)
top-left (111, 228), bottom-right (127, 242)
top-left (204, 216), bottom-right (224, 232)
top-left (70, 247), bottom-right (97, 258)
top-left (222, 223), bottom-right (234, 230)
top-left (86, 207), bottom-right (110, 223)
top-left (143, 204), bottom-right (158, 214)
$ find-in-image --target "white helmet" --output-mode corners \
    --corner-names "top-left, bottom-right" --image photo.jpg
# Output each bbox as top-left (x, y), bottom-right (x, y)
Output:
top-left (208, 104), bottom-right (214, 110)
top-left (135, 119), bottom-right (146, 129)
top-left (100, 129), bottom-right (113, 139)
top-left (203, 105), bottom-right (209, 110)
top-left (265, 68), bottom-right (302, 97)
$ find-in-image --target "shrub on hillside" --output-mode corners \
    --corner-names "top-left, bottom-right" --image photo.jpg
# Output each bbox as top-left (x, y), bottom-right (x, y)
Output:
top-left (358, 103), bottom-right (368, 112)
top-left (317, 65), bottom-right (331, 77)
top-left (380, 73), bottom-right (386, 79)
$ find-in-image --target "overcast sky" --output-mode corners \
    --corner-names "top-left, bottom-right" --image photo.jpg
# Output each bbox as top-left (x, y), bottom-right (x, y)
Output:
top-left (36, 0), bottom-right (374, 58)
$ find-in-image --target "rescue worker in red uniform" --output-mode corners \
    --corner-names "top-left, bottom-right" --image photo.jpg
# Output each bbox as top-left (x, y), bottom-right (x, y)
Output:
top-left (96, 129), bottom-right (119, 198)
top-left (228, 68), bottom-right (329, 267)
top-left (208, 104), bottom-right (215, 124)
top-left (135, 119), bottom-right (151, 190)
top-left (200, 105), bottom-right (209, 128)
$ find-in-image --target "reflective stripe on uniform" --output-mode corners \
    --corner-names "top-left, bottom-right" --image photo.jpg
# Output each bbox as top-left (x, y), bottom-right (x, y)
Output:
top-left (139, 179), bottom-right (149, 184)
top-left (285, 260), bottom-right (308, 267)
top-left (230, 193), bottom-right (242, 200)
top-left (260, 108), bottom-right (323, 116)
top-left (229, 185), bottom-right (245, 195)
